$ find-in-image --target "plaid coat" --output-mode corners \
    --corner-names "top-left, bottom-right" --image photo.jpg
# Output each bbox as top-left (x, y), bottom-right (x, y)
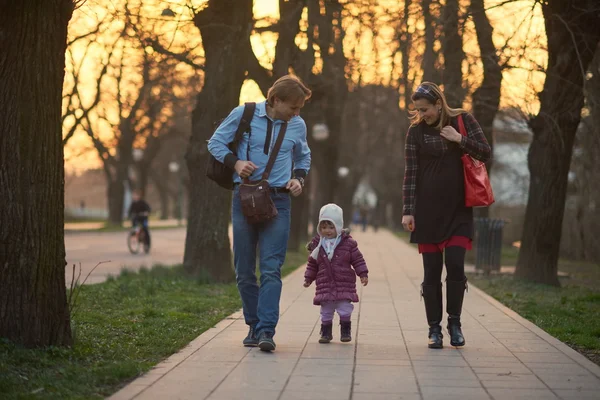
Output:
top-left (402, 113), bottom-right (491, 217)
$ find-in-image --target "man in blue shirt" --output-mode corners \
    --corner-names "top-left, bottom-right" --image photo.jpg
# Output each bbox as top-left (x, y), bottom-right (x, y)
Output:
top-left (208, 75), bottom-right (312, 352)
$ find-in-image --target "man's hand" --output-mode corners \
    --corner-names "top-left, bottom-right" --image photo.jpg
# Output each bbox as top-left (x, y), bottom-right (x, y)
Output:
top-left (303, 280), bottom-right (312, 288)
top-left (360, 276), bottom-right (368, 286)
top-left (234, 160), bottom-right (258, 179)
top-left (286, 179), bottom-right (303, 197)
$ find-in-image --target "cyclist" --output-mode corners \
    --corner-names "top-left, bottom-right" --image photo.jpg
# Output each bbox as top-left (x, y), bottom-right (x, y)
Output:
top-left (128, 190), bottom-right (151, 248)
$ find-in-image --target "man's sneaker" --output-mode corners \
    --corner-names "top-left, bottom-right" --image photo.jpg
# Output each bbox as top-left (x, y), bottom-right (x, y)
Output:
top-left (258, 331), bottom-right (276, 352)
top-left (242, 325), bottom-right (258, 347)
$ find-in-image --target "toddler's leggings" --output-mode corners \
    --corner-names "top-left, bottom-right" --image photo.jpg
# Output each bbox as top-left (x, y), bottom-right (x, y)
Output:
top-left (320, 301), bottom-right (353, 324)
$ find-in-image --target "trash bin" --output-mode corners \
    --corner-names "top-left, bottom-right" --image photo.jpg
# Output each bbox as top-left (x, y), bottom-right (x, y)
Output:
top-left (473, 218), bottom-right (506, 273)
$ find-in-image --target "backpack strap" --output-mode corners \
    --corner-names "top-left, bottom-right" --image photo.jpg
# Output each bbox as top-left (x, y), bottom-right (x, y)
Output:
top-left (231, 102), bottom-right (256, 153)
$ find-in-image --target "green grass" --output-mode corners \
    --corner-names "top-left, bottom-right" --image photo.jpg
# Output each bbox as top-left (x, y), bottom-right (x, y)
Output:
top-left (468, 273), bottom-right (600, 365)
top-left (0, 249), bottom-right (306, 399)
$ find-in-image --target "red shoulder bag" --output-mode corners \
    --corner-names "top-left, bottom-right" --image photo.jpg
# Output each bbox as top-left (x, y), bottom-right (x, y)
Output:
top-left (457, 114), bottom-right (495, 207)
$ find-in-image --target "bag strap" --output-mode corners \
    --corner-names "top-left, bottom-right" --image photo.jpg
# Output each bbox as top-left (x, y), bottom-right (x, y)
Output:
top-left (262, 121), bottom-right (287, 180)
top-left (457, 113), bottom-right (467, 137)
top-left (231, 102), bottom-right (256, 153)
top-left (244, 121), bottom-right (288, 183)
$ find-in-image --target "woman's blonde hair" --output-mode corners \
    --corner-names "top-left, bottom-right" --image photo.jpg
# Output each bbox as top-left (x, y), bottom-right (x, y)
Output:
top-left (409, 82), bottom-right (464, 130)
top-left (267, 75), bottom-right (312, 106)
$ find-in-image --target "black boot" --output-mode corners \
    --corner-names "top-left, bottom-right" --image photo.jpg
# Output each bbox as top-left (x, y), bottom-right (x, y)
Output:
top-left (340, 321), bottom-right (352, 342)
top-left (446, 278), bottom-right (468, 347)
top-left (421, 283), bottom-right (443, 349)
top-left (319, 323), bottom-right (333, 343)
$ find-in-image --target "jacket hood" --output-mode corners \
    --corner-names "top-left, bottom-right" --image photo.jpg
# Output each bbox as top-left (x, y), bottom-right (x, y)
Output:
top-left (311, 203), bottom-right (344, 260)
top-left (317, 203), bottom-right (343, 238)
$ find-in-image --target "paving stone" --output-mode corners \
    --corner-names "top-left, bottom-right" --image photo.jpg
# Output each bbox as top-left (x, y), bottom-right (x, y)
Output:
top-left (553, 389), bottom-right (600, 399)
top-left (485, 388), bottom-right (559, 399)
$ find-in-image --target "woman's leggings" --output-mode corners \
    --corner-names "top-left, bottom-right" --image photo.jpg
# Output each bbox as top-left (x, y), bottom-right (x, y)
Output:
top-left (422, 246), bottom-right (466, 284)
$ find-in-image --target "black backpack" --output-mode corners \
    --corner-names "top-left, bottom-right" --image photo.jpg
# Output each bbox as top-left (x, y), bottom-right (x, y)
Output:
top-left (206, 102), bottom-right (256, 190)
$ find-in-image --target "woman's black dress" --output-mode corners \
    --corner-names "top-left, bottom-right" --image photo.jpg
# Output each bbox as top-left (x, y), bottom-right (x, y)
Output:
top-left (409, 117), bottom-right (473, 244)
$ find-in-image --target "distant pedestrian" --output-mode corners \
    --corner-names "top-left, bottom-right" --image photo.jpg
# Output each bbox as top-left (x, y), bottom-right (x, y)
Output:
top-left (402, 82), bottom-right (491, 349)
top-left (304, 204), bottom-right (368, 344)
top-left (359, 204), bottom-right (369, 232)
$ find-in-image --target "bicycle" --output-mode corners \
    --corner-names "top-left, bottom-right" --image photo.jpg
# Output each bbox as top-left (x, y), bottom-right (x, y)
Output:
top-left (127, 213), bottom-right (150, 254)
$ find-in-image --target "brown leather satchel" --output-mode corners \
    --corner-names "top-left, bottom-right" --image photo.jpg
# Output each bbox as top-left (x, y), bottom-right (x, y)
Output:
top-left (238, 122), bottom-right (288, 224)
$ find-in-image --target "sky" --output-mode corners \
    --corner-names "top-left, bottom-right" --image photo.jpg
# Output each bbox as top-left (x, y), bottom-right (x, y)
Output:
top-left (63, 0), bottom-right (547, 173)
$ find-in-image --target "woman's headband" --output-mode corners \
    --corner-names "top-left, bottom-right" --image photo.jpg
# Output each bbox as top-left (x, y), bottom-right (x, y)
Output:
top-left (415, 85), bottom-right (439, 101)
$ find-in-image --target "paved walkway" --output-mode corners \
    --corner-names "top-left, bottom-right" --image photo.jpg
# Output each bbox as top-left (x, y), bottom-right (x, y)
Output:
top-left (110, 230), bottom-right (600, 400)
top-left (65, 228), bottom-right (186, 284)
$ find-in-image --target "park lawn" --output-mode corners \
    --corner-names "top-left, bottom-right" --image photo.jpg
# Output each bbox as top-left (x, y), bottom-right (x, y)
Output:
top-left (0, 249), bottom-right (308, 399)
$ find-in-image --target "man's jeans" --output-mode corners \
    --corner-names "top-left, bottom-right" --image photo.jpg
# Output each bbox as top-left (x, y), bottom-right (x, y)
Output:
top-left (232, 187), bottom-right (291, 336)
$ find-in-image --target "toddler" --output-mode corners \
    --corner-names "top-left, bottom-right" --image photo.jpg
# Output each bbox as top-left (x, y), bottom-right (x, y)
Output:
top-left (304, 204), bottom-right (368, 343)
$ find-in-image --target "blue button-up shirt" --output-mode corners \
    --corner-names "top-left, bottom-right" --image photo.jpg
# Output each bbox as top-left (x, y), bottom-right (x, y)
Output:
top-left (208, 101), bottom-right (311, 187)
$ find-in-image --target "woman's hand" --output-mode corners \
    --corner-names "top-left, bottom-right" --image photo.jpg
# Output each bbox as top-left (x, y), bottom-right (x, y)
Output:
top-left (440, 126), bottom-right (462, 143)
top-left (402, 215), bottom-right (415, 232)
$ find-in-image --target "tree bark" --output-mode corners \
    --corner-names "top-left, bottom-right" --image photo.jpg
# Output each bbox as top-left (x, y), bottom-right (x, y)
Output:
top-left (150, 169), bottom-right (171, 219)
top-left (183, 0), bottom-right (253, 282)
top-left (515, 0), bottom-right (600, 285)
top-left (288, 194), bottom-right (309, 251)
top-left (400, 0), bottom-right (413, 108)
top-left (0, 0), bottom-right (74, 347)
top-left (421, 0), bottom-right (438, 82)
top-left (107, 177), bottom-right (126, 225)
top-left (470, 0), bottom-right (502, 218)
top-left (441, 0), bottom-right (465, 107)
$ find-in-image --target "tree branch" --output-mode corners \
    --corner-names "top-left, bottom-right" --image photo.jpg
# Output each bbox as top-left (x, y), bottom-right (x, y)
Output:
top-left (143, 37), bottom-right (204, 70)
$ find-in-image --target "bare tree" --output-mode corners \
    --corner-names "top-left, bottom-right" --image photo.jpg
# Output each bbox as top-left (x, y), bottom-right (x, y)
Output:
top-left (441, 0), bottom-right (466, 107)
top-left (247, 0), bottom-right (350, 247)
top-left (421, 0), bottom-right (440, 82)
top-left (515, 0), bottom-right (600, 285)
top-left (182, 0), bottom-right (253, 281)
top-left (561, 45), bottom-right (600, 262)
top-left (0, 0), bottom-right (74, 347)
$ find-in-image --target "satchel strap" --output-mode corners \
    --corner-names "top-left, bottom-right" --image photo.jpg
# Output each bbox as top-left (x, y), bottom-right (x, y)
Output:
top-left (244, 121), bottom-right (288, 183)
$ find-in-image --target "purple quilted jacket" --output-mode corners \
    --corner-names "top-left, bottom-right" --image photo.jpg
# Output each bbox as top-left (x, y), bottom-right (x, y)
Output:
top-left (304, 232), bottom-right (368, 305)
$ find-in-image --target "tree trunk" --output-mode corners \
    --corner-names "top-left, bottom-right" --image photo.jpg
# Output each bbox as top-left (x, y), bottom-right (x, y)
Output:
top-left (107, 166), bottom-right (128, 225)
top-left (441, 0), bottom-right (465, 107)
top-left (422, 0), bottom-right (438, 82)
top-left (0, 0), bottom-right (74, 347)
top-left (400, 0), bottom-right (412, 108)
top-left (288, 194), bottom-right (309, 251)
top-left (471, 0), bottom-right (502, 219)
top-left (183, 0), bottom-right (253, 282)
top-left (515, 0), bottom-right (600, 285)
top-left (150, 170), bottom-right (170, 219)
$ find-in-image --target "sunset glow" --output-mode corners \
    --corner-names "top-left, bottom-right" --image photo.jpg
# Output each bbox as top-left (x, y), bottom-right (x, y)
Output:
top-left (64, 0), bottom-right (547, 173)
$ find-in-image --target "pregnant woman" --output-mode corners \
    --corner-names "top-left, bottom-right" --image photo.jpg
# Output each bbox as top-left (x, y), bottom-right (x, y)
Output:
top-left (402, 82), bottom-right (491, 349)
